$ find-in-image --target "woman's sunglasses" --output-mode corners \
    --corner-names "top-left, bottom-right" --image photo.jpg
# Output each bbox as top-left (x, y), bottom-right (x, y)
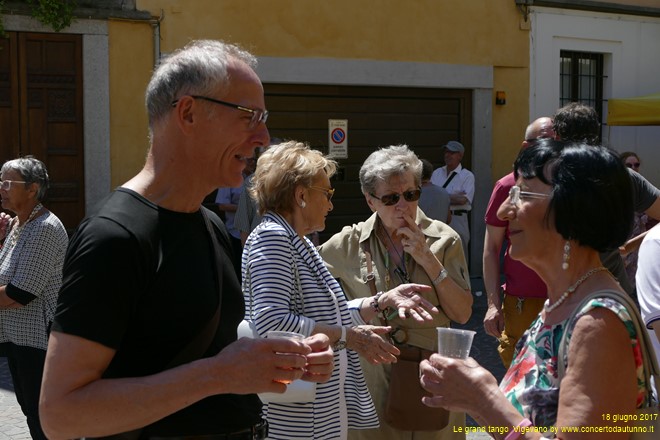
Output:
top-left (370, 188), bottom-right (422, 206)
top-left (626, 162), bottom-right (641, 169)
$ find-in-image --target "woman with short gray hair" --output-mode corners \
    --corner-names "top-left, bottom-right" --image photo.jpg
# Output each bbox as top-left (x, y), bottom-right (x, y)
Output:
top-left (319, 144), bottom-right (473, 440)
top-left (0, 156), bottom-right (68, 440)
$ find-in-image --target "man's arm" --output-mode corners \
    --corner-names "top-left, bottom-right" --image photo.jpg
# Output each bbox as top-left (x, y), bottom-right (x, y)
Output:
top-left (483, 224), bottom-right (506, 338)
top-left (645, 197), bottom-right (660, 221)
top-left (40, 332), bottom-right (310, 440)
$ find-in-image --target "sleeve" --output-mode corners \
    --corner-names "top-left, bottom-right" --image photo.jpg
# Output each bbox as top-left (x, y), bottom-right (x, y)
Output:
top-left (629, 170), bottom-right (660, 213)
top-left (485, 178), bottom-right (510, 227)
top-left (462, 170), bottom-right (476, 204)
top-left (9, 219), bottom-right (68, 298)
top-left (243, 227), bottom-right (315, 336)
top-left (51, 217), bottom-right (150, 349)
top-left (215, 188), bottom-right (231, 205)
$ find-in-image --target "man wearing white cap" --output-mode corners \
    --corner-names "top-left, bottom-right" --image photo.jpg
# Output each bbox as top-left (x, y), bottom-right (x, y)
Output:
top-left (430, 141), bottom-right (474, 259)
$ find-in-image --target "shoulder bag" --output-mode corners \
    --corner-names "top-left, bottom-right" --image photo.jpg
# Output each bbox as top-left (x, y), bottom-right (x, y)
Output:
top-left (559, 289), bottom-right (659, 439)
top-left (239, 231), bottom-right (316, 403)
top-left (362, 241), bottom-right (449, 431)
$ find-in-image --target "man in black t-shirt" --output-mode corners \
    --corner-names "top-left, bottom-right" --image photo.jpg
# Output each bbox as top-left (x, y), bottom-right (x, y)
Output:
top-left (39, 40), bottom-right (333, 440)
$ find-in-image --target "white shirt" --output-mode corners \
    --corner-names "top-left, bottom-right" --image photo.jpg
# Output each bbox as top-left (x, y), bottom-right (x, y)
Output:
top-left (637, 225), bottom-right (660, 367)
top-left (430, 163), bottom-right (475, 210)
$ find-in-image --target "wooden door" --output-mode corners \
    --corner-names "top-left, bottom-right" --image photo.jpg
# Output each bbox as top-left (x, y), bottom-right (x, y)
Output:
top-left (0, 32), bottom-right (84, 233)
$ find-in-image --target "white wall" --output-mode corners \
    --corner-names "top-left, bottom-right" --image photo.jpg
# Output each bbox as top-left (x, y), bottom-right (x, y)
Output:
top-left (529, 7), bottom-right (660, 187)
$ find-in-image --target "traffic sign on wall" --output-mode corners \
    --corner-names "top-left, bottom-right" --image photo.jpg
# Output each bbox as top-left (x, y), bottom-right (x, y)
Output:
top-left (328, 119), bottom-right (348, 159)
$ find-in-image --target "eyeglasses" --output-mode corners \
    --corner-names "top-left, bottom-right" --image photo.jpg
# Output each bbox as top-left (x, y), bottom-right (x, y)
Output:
top-left (309, 186), bottom-right (335, 201)
top-left (626, 162), bottom-right (641, 169)
top-left (171, 95), bottom-right (268, 129)
top-left (370, 188), bottom-right (422, 206)
top-left (509, 185), bottom-right (550, 205)
top-left (0, 180), bottom-right (27, 191)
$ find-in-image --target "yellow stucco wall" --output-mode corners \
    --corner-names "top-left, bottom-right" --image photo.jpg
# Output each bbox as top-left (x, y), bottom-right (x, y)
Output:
top-left (108, 20), bottom-right (154, 187)
top-left (117, 0), bottom-right (530, 183)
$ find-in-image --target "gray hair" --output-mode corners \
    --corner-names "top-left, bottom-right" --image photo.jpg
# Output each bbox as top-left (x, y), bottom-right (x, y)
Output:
top-left (1, 156), bottom-right (50, 201)
top-left (145, 40), bottom-right (257, 127)
top-left (359, 145), bottom-right (422, 195)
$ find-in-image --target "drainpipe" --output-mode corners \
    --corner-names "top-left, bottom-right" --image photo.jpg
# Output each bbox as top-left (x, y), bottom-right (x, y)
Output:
top-left (151, 9), bottom-right (163, 67)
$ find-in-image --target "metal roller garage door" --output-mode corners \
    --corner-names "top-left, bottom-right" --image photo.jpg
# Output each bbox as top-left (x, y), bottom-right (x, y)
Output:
top-left (264, 83), bottom-right (472, 243)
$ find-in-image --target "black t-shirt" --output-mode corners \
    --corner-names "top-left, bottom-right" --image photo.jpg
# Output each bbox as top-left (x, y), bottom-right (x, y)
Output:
top-left (52, 188), bottom-right (261, 436)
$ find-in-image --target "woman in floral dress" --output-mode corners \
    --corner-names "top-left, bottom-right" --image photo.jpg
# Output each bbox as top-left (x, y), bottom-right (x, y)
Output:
top-left (420, 140), bottom-right (656, 439)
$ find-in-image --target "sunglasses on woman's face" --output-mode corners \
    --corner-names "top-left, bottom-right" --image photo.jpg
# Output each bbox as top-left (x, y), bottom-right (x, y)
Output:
top-left (626, 162), bottom-right (641, 169)
top-left (369, 188), bottom-right (421, 206)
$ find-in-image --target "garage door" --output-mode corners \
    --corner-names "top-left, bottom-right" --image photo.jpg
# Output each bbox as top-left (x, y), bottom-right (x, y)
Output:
top-left (264, 83), bottom-right (472, 242)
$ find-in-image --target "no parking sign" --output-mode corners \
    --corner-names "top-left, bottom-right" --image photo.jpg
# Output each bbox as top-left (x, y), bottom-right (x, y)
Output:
top-left (328, 119), bottom-right (348, 159)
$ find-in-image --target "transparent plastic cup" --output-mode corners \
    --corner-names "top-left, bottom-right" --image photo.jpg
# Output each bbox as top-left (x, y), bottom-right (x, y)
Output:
top-left (265, 331), bottom-right (305, 383)
top-left (436, 327), bottom-right (476, 360)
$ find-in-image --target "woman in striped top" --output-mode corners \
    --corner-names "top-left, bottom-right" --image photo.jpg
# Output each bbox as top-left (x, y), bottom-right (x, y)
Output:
top-left (243, 141), bottom-right (439, 440)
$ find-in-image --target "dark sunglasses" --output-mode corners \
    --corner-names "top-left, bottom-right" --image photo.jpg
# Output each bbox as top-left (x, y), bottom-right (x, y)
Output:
top-left (626, 162), bottom-right (641, 169)
top-left (370, 188), bottom-right (421, 206)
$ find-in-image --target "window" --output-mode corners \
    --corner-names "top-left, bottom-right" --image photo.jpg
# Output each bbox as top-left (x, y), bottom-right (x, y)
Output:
top-left (560, 50), bottom-right (604, 123)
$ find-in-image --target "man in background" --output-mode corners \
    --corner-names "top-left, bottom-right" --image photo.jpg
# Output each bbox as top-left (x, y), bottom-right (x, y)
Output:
top-left (482, 117), bottom-right (553, 367)
top-left (431, 141), bottom-right (474, 259)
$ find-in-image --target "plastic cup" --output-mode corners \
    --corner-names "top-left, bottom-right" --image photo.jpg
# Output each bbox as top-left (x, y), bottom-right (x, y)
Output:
top-left (436, 327), bottom-right (475, 359)
top-left (265, 331), bottom-right (305, 383)
top-left (265, 331), bottom-right (304, 341)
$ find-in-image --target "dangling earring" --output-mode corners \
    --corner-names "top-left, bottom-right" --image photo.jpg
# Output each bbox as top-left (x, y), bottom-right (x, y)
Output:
top-left (562, 241), bottom-right (571, 270)
top-left (300, 200), bottom-right (306, 209)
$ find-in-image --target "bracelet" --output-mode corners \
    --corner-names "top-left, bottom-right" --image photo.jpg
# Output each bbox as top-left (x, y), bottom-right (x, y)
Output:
top-left (504, 418), bottom-right (533, 440)
top-left (371, 291), bottom-right (384, 313)
top-left (432, 268), bottom-right (449, 286)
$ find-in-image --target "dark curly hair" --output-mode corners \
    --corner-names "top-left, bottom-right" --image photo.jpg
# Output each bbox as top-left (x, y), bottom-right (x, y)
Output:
top-left (552, 102), bottom-right (601, 144)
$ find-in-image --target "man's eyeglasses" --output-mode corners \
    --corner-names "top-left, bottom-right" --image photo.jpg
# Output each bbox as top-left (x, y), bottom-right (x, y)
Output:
top-left (626, 162), bottom-right (641, 170)
top-left (370, 188), bottom-right (421, 206)
top-left (171, 95), bottom-right (268, 129)
top-left (509, 185), bottom-right (550, 205)
top-left (0, 180), bottom-right (27, 191)
top-left (309, 186), bottom-right (335, 201)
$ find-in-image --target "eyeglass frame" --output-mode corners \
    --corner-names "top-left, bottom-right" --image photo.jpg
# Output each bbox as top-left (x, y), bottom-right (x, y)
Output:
top-left (309, 186), bottom-right (335, 201)
top-left (171, 95), bottom-right (268, 129)
top-left (509, 185), bottom-right (550, 205)
top-left (369, 188), bottom-right (422, 206)
top-left (625, 162), bottom-right (641, 169)
top-left (0, 180), bottom-right (28, 191)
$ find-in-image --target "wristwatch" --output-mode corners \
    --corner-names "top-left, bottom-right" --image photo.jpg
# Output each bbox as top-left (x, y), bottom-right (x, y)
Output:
top-left (333, 326), bottom-right (347, 351)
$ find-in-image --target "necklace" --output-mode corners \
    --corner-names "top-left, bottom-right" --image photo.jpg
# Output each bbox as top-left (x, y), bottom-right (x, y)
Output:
top-left (5, 203), bottom-right (43, 249)
top-left (378, 222), bottom-right (409, 284)
top-left (544, 266), bottom-right (608, 313)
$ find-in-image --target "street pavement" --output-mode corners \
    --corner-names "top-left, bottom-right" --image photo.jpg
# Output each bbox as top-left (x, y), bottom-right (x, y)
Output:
top-left (0, 277), bottom-right (507, 439)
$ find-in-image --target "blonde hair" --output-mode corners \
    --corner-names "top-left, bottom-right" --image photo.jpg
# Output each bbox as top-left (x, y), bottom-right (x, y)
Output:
top-left (250, 140), bottom-right (337, 215)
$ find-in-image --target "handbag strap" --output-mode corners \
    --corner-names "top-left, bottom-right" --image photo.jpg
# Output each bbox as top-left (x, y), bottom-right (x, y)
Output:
top-left (166, 209), bottom-right (223, 368)
top-left (558, 289), bottom-right (660, 406)
top-left (361, 239), bottom-right (388, 328)
top-left (243, 223), bottom-right (304, 321)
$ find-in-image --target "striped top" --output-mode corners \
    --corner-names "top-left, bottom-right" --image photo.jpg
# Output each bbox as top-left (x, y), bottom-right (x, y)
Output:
top-left (242, 212), bottom-right (378, 440)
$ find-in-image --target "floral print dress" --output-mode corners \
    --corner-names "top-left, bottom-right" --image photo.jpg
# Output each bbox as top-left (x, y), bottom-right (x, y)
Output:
top-left (500, 297), bottom-right (649, 430)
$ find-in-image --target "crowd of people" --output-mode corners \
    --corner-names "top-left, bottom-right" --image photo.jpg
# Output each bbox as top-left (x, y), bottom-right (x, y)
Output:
top-left (0, 38), bottom-right (657, 440)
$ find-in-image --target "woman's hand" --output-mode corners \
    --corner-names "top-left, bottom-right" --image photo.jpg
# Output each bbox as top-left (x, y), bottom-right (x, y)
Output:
top-left (347, 325), bottom-right (400, 364)
top-left (301, 333), bottom-right (334, 383)
top-left (0, 212), bottom-right (12, 241)
top-left (419, 354), bottom-right (500, 415)
top-left (381, 283), bottom-right (439, 321)
top-left (397, 213), bottom-right (434, 264)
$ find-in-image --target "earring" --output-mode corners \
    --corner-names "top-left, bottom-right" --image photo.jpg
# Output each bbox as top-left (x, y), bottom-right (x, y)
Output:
top-left (300, 201), bottom-right (306, 208)
top-left (562, 241), bottom-right (571, 270)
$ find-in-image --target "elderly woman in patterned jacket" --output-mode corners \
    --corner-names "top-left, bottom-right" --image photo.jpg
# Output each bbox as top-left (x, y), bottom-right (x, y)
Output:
top-left (242, 140), bottom-right (439, 440)
top-left (0, 156), bottom-right (68, 440)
